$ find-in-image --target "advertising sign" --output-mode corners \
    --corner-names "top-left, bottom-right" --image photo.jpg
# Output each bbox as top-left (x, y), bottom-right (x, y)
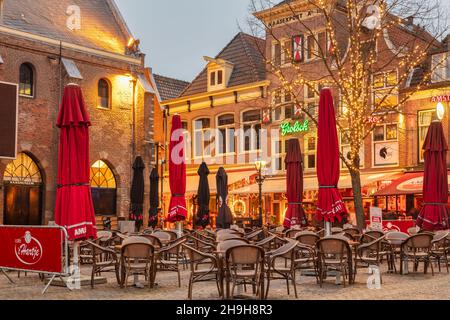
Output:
top-left (370, 207), bottom-right (383, 230)
top-left (0, 226), bottom-right (65, 274)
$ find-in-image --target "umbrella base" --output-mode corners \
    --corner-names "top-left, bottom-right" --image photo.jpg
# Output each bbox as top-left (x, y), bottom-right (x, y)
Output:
top-left (49, 275), bottom-right (107, 287)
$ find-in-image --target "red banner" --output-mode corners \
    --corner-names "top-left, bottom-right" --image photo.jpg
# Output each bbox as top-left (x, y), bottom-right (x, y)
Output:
top-left (0, 226), bottom-right (65, 274)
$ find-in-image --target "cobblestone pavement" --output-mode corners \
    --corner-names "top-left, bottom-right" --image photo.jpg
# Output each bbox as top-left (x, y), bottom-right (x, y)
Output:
top-left (1, 263), bottom-right (450, 300)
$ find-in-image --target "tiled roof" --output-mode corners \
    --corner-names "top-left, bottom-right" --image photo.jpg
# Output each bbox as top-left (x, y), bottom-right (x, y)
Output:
top-left (153, 74), bottom-right (190, 102)
top-left (179, 32), bottom-right (266, 97)
top-left (1, 0), bottom-right (131, 55)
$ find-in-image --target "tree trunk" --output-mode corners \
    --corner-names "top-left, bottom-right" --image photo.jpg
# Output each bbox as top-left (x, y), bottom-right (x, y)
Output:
top-left (350, 168), bottom-right (365, 231)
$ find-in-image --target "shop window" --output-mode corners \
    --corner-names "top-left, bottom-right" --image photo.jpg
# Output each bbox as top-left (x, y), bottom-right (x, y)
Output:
top-left (217, 114), bottom-right (235, 155)
top-left (193, 118), bottom-right (212, 158)
top-left (98, 78), bottom-right (111, 109)
top-left (19, 63), bottom-right (34, 97)
top-left (90, 160), bottom-right (117, 216)
top-left (241, 110), bottom-right (262, 152)
top-left (418, 110), bottom-right (436, 163)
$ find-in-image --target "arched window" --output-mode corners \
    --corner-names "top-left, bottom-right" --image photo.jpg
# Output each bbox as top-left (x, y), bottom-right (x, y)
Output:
top-left (3, 153), bottom-right (42, 185)
top-left (19, 63), bottom-right (34, 97)
top-left (98, 79), bottom-right (111, 109)
top-left (90, 160), bottom-right (117, 216)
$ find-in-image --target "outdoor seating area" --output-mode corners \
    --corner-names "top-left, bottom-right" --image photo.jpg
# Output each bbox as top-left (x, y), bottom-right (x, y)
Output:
top-left (44, 225), bottom-right (448, 300)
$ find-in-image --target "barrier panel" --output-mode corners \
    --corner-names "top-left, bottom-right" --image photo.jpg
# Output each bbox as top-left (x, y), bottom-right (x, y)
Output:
top-left (0, 225), bottom-right (70, 293)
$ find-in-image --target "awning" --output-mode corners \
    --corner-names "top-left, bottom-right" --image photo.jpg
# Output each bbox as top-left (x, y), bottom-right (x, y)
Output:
top-left (61, 58), bottom-right (83, 79)
top-left (229, 171), bottom-right (403, 195)
top-left (374, 171), bottom-right (450, 196)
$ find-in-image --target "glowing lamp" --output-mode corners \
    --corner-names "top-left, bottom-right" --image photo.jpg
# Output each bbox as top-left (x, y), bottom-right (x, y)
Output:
top-left (436, 102), bottom-right (445, 121)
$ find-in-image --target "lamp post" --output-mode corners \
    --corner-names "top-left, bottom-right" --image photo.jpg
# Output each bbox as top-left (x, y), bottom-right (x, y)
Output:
top-left (255, 158), bottom-right (266, 228)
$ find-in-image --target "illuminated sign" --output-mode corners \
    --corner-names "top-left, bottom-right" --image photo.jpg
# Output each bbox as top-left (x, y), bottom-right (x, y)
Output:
top-left (431, 95), bottom-right (450, 103)
top-left (280, 120), bottom-right (309, 136)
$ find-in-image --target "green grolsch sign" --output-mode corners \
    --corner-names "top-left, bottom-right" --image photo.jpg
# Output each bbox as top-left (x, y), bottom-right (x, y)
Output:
top-left (280, 120), bottom-right (309, 136)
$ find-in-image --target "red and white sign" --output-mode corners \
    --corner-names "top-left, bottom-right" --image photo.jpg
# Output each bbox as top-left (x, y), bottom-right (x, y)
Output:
top-left (292, 35), bottom-right (304, 63)
top-left (370, 207), bottom-right (383, 230)
top-left (0, 226), bottom-right (65, 274)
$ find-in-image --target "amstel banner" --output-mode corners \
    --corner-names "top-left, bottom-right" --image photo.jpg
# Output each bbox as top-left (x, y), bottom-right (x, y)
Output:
top-left (0, 226), bottom-right (65, 274)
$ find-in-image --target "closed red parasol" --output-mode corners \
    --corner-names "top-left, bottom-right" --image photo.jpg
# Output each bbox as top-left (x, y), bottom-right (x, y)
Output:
top-left (417, 120), bottom-right (450, 231)
top-left (55, 84), bottom-right (97, 241)
top-left (167, 115), bottom-right (187, 223)
top-left (316, 88), bottom-right (347, 224)
top-left (283, 139), bottom-right (308, 229)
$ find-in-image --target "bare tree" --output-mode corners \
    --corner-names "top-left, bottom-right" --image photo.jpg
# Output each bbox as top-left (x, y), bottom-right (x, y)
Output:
top-left (247, 0), bottom-right (448, 229)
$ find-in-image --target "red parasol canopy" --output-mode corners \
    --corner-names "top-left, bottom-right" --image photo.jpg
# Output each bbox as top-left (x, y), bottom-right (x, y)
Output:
top-left (55, 84), bottom-right (97, 241)
top-left (283, 139), bottom-right (308, 229)
top-left (417, 121), bottom-right (450, 231)
top-left (167, 115), bottom-right (187, 223)
top-left (316, 88), bottom-right (347, 223)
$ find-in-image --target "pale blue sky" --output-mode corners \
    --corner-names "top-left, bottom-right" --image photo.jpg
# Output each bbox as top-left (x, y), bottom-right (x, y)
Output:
top-left (115, 0), bottom-right (252, 82)
top-left (115, 0), bottom-right (450, 82)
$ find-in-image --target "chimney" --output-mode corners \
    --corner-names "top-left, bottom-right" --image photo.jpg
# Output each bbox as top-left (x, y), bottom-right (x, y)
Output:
top-left (406, 16), bottom-right (414, 26)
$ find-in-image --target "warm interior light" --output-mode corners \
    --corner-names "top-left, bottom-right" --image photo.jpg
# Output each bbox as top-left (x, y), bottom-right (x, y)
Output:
top-left (437, 102), bottom-right (445, 120)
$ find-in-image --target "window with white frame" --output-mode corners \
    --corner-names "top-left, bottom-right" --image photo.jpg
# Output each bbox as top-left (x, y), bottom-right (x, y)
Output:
top-left (272, 138), bottom-right (289, 173)
top-left (304, 31), bottom-right (328, 62)
top-left (418, 110), bottom-right (437, 163)
top-left (304, 135), bottom-right (317, 171)
top-left (208, 69), bottom-right (224, 91)
top-left (272, 38), bottom-right (294, 67)
top-left (372, 70), bottom-right (399, 113)
top-left (193, 118), bottom-right (212, 158)
top-left (431, 53), bottom-right (450, 83)
top-left (241, 110), bottom-right (262, 152)
top-left (304, 83), bottom-right (323, 118)
top-left (272, 89), bottom-right (296, 122)
top-left (217, 114), bottom-right (235, 155)
top-left (340, 129), bottom-right (364, 169)
top-left (182, 121), bottom-right (191, 160)
top-left (373, 123), bottom-right (399, 167)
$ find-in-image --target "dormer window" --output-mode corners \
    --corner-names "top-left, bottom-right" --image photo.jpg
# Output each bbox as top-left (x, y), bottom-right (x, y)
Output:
top-left (204, 56), bottom-right (234, 92)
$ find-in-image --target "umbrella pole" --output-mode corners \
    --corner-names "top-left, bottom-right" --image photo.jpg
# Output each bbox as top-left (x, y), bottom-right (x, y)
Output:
top-left (325, 221), bottom-right (332, 237)
top-left (175, 221), bottom-right (183, 238)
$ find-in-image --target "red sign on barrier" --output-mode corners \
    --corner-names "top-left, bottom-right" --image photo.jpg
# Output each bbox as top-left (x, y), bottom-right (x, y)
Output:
top-left (0, 226), bottom-right (65, 274)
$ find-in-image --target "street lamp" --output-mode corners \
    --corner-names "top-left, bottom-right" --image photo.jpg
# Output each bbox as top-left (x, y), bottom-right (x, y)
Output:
top-left (254, 158), bottom-right (266, 228)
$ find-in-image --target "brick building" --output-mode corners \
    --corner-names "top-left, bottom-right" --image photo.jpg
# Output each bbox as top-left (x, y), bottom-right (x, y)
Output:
top-left (0, 0), bottom-right (157, 228)
top-left (155, 0), bottom-right (450, 229)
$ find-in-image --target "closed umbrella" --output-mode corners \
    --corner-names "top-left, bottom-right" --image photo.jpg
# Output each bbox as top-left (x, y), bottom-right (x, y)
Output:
top-left (130, 156), bottom-right (145, 231)
top-left (148, 168), bottom-right (159, 229)
top-left (196, 162), bottom-right (211, 228)
top-left (216, 167), bottom-right (233, 229)
top-left (54, 84), bottom-right (97, 279)
top-left (55, 84), bottom-right (97, 241)
top-left (417, 120), bottom-right (450, 231)
top-left (316, 88), bottom-right (347, 234)
top-left (167, 115), bottom-right (187, 225)
top-left (283, 139), bottom-right (308, 229)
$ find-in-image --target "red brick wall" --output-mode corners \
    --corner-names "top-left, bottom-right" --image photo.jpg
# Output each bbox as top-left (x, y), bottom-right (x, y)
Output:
top-left (0, 34), bottom-right (152, 225)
